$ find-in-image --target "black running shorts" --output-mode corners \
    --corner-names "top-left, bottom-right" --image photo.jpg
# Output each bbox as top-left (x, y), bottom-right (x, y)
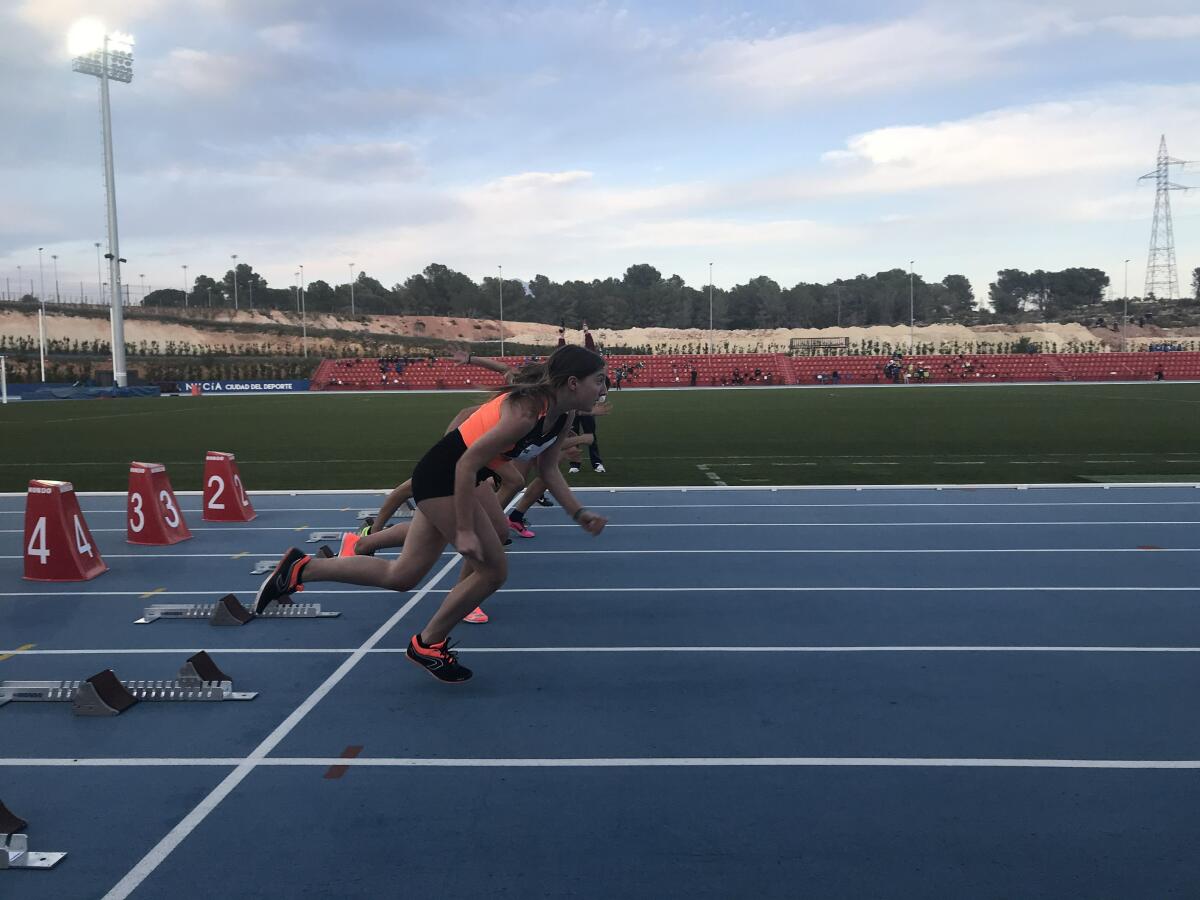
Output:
top-left (411, 431), bottom-right (497, 504)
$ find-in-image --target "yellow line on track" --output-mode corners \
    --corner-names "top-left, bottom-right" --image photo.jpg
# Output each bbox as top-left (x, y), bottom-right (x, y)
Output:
top-left (231, 552), bottom-right (249, 559)
top-left (0, 643), bottom-right (36, 662)
top-left (139, 587), bottom-right (166, 600)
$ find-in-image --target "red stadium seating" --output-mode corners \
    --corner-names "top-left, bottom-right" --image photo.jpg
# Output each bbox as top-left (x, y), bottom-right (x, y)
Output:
top-left (309, 351), bottom-right (1200, 391)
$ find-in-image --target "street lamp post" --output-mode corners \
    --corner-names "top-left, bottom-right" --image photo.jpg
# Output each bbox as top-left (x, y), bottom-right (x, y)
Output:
top-left (181, 264), bottom-right (188, 308)
top-left (94, 242), bottom-right (103, 306)
top-left (16, 265), bottom-right (21, 299)
top-left (139, 273), bottom-right (145, 306)
top-left (349, 262), bottom-right (356, 316)
top-left (1123, 259), bottom-right (1131, 352)
top-left (908, 260), bottom-right (915, 353)
top-left (73, 25), bottom-right (134, 386)
top-left (708, 262), bottom-right (714, 354)
top-left (36, 248), bottom-right (46, 382)
top-left (51, 254), bottom-right (60, 303)
top-left (230, 254), bottom-right (238, 311)
top-left (497, 265), bottom-right (505, 356)
top-left (298, 264), bottom-right (307, 357)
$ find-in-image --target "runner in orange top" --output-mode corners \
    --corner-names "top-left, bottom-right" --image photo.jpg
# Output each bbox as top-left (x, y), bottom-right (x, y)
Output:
top-left (254, 345), bottom-right (609, 683)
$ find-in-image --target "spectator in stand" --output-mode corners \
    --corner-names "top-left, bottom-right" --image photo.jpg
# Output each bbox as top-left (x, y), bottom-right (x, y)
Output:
top-left (690, 368), bottom-right (698, 386)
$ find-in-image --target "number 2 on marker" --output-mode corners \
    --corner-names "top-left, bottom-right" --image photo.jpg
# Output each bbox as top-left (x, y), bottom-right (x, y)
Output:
top-left (207, 475), bottom-right (225, 510)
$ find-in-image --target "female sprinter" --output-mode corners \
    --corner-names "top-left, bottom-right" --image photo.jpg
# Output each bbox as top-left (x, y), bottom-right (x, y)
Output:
top-left (253, 345), bottom-right (609, 682)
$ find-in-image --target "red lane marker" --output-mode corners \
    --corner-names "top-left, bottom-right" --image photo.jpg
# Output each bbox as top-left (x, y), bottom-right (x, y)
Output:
top-left (1137, 545), bottom-right (1162, 550)
top-left (323, 745), bottom-right (364, 779)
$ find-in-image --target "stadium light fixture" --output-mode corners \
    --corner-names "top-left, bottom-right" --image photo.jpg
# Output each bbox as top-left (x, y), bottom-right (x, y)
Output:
top-left (182, 264), bottom-right (188, 308)
top-left (72, 20), bottom-right (133, 387)
top-left (349, 262), bottom-right (356, 316)
top-left (498, 265), bottom-right (505, 356)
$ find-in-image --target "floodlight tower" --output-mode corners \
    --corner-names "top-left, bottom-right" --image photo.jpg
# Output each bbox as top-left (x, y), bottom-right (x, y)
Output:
top-left (71, 20), bottom-right (133, 386)
top-left (1138, 135), bottom-right (1193, 300)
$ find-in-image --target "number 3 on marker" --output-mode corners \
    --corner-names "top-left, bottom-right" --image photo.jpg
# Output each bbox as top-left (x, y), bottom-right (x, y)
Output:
top-left (129, 492), bottom-right (145, 532)
top-left (160, 490), bottom-right (181, 527)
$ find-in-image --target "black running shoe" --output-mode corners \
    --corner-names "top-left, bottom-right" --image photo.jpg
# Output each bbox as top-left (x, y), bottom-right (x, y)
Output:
top-left (535, 496), bottom-right (554, 507)
top-left (406, 634), bottom-right (472, 683)
top-left (254, 547), bottom-right (310, 614)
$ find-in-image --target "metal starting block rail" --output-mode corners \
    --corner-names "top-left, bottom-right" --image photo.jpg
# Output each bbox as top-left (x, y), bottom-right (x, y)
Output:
top-left (0, 800), bottom-right (65, 870)
top-left (252, 544), bottom-right (334, 574)
top-left (306, 531), bottom-right (343, 542)
top-left (135, 593), bottom-right (340, 625)
top-left (1, 833), bottom-right (66, 870)
top-left (0, 652), bottom-right (256, 716)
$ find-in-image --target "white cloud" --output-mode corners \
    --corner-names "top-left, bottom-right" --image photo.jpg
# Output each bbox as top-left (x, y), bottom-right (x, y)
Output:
top-left (144, 47), bottom-right (256, 96)
top-left (610, 218), bottom-right (852, 250)
top-left (809, 85), bottom-right (1200, 196)
top-left (257, 21), bottom-right (311, 52)
top-left (693, 18), bottom-right (1035, 102)
top-left (481, 171), bottom-right (594, 192)
top-left (1095, 14), bottom-right (1200, 39)
top-left (255, 141), bottom-right (422, 183)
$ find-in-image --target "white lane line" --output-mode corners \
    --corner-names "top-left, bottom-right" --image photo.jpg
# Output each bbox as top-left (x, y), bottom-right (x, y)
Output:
top-left (6, 756), bottom-right (1200, 770)
top-left (479, 520), bottom-right (1200, 527)
top-left (696, 464), bottom-right (727, 487)
top-left (3, 586), bottom-right (1200, 599)
top-left (1, 548), bottom-right (1192, 561)
top-left (7, 500), bottom-right (1200, 514)
top-left (3, 520), bottom-right (1200, 537)
top-left (101, 549), bottom-right (464, 900)
top-left (10, 645), bottom-right (1200, 657)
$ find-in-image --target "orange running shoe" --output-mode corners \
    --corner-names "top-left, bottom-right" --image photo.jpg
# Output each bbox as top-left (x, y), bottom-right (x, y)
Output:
top-left (462, 607), bottom-right (489, 624)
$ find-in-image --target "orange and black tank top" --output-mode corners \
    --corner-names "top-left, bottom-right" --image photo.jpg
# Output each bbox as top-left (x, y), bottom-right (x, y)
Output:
top-left (457, 393), bottom-right (568, 462)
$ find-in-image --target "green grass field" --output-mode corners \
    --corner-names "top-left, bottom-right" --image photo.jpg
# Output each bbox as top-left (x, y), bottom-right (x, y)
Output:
top-left (2, 382), bottom-right (1198, 492)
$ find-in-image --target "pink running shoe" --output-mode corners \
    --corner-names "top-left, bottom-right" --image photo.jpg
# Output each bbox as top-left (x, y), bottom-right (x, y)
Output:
top-left (507, 516), bottom-right (535, 538)
top-left (462, 607), bottom-right (489, 624)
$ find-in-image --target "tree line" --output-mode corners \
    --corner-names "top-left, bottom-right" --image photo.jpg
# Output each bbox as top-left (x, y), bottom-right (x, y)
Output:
top-left (138, 262), bottom-right (1200, 330)
top-left (146, 262), bottom-right (982, 330)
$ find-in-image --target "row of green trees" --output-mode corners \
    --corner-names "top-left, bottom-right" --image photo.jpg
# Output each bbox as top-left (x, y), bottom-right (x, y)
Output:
top-left (144, 262), bottom-right (980, 330)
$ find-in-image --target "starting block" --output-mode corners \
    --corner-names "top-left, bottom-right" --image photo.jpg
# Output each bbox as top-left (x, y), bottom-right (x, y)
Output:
top-left (202, 451), bottom-right (256, 522)
top-left (0, 800), bottom-right (65, 870)
top-left (307, 531), bottom-right (342, 543)
top-left (127, 461), bottom-right (191, 545)
top-left (136, 593), bottom-right (340, 625)
top-left (0, 652), bottom-right (256, 716)
top-left (23, 480), bottom-right (107, 582)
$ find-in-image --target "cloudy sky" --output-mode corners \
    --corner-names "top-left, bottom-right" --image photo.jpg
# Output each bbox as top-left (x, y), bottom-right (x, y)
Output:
top-left (3, 0), bottom-right (1199, 306)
